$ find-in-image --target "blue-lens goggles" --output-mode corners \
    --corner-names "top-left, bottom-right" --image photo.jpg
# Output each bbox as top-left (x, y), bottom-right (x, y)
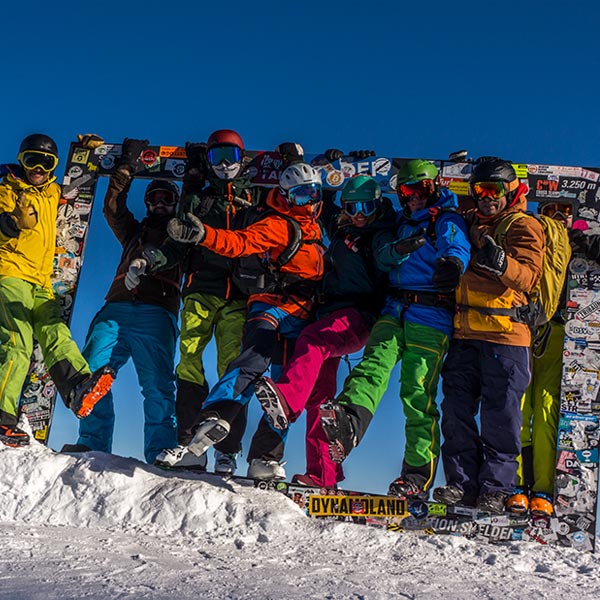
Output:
top-left (287, 183), bottom-right (322, 206)
top-left (207, 145), bottom-right (243, 166)
top-left (343, 200), bottom-right (378, 217)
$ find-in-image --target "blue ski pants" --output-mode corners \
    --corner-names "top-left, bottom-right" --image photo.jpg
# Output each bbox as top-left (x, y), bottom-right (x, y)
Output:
top-left (77, 301), bottom-right (178, 463)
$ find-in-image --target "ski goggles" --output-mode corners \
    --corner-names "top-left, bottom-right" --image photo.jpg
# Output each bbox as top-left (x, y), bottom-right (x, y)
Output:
top-left (207, 145), bottom-right (243, 166)
top-left (145, 190), bottom-right (178, 207)
top-left (17, 150), bottom-right (58, 172)
top-left (343, 199), bottom-right (378, 217)
top-left (287, 183), bottom-right (322, 206)
top-left (397, 179), bottom-right (435, 200)
top-left (470, 181), bottom-right (508, 200)
top-left (540, 202), bottom-right (573, 219)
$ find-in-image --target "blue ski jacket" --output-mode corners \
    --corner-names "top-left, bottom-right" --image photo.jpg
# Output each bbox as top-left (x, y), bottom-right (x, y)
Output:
top-left (374, 187), bottom-right (471, 336)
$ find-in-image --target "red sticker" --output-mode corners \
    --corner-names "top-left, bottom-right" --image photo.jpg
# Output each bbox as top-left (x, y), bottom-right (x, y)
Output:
top-left (140, 149), bottom-right (158, 165)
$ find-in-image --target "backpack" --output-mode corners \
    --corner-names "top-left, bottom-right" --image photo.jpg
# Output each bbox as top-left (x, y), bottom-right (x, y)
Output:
top-left (493, 212), bottom-right (572, 328)
top-left (231, 205), bottom-right (303, 295)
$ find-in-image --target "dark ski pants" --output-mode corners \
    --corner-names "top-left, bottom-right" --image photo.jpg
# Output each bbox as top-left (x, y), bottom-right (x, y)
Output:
top-left (199, 302), bottom-right (306, 452)
top-left (440, 339), bottom-right (531, 499)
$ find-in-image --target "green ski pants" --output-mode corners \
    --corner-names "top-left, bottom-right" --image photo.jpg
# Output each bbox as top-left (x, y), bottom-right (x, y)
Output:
top-left (337, 315), bottom-right (448, 486)
top-left (0, 276), bottom-right (90, 421)
top-left (517, 320), bottom-right (563, 495)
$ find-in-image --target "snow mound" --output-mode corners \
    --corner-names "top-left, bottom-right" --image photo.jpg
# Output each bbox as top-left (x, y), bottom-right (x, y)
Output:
top-left (1, 442), bottom-right (600, 599)
top-left (0, 442), bottom-right (303, 544)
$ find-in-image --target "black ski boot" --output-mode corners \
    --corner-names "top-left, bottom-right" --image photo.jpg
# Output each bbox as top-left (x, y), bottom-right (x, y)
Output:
top-left (476, 491), bottom-right (509, 514)
top-left (388, 476), bottom-right (428, 500)
top-left (319, 402), bottom-right (356, 463)
top-left (68, 366), bottom-right (115, 419)
top-left (432, 484), bottom-right (465, 505)
top-left (0, 424), bottom-right (30, 448)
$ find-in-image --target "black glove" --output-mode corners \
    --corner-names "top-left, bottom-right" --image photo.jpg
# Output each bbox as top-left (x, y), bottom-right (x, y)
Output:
top-left (349, 150), bottom-right (376, 159)
top-left (117, 138), bottom-right (149, 171)
top-left (324, 148), bottom-right (344, 162)
top-left (475, 235), bottom-right (507, 276)
top-left (394, 230), bottom-right (427, 255)
top-left (184, 142), bottom-right (208, 183)
top-left (109, 167), bottom-right (133, 193)
top-left (432, 257), bottom-right (464, 292)
top-left (277, 142), bottom-right (304, 167)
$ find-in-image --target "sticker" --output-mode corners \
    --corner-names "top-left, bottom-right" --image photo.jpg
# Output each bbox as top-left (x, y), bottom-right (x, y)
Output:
top-left (140, 149), bottom-right (159, 166)
top-left (71, 149), bottom-right (90, 164)
top-left (159, 146), bottom-right (186, 159)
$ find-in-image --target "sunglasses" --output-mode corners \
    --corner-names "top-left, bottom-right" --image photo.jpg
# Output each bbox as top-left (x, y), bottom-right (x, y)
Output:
top-left (343, 200), bottom-right (378, 217)
top-left (287, 183), bottom-right (322, 206)
top-left (397, 179), bottom-right (435, 200)
top-left (470, 181), bottom-right (507, 200)
top-left (207, 145), bottom-right (243, 166)
top-left (145, 190), bottom-right (178, 207)
top-left (17, 150), bottom-right (58, 172)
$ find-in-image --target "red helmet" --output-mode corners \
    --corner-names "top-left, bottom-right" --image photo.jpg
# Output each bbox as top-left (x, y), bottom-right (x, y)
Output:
top-left (207, 129), bottom-right (244, 150)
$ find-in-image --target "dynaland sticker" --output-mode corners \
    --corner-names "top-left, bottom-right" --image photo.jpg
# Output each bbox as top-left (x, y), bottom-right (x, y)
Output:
top-left (308, 495), bottom-right (408, 518)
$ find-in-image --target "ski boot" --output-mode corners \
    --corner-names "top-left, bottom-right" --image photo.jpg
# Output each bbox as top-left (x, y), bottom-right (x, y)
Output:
top-left (388, 476), bottom-right (428, 500)
top-left (319, 402), bottom-right (357, 463)
top-left (68, 365), bottom-right (115, 419)
top-left (0, 424), bottom-right (30, 448)
top-left (247, 458), bottom-right (286, 481)
top-left (153, 445), bottom-right (208, 471)
top-left (530, 492), bottom-right (554, 517)
top-left (476, 491), bottom-right (509, 514)
top-left (188, 417), bottom-right (230, 457)
top-left (505, 488), bottom-right (530, 515)
top-left (432, 484), bottom-right (465, 505)
top-left (254, 376), bottom-right (292, 431)
top-left (214, 450), bottom-right (238, 475)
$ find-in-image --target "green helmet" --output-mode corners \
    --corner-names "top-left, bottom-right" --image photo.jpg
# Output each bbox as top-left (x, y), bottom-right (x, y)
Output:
top-left (340, 175), bottom-right (382, 203)
top-left (395, 159), bottom-right (439, 186)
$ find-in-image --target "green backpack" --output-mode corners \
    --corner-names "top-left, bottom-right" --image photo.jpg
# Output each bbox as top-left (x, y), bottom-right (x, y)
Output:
top-left (493, 212), bottom-right (572, 328)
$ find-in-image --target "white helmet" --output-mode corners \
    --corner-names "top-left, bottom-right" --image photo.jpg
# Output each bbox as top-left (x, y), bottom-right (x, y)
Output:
top-left (279, 162), bottom-right (322, 191)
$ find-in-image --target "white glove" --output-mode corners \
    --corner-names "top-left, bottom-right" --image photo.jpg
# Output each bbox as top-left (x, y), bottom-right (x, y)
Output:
top-left (167, 212), bottom-right (206, 244)
top-left (124, 258), bottom-right (148, 290)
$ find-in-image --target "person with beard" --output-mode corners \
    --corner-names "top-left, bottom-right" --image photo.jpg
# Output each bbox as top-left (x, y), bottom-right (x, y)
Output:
top-left (62, 138), bottom-right (182, 464)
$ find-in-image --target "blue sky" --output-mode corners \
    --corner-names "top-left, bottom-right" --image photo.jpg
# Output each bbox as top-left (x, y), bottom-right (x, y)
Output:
top-left (4, 1), bottom-right (600, 493)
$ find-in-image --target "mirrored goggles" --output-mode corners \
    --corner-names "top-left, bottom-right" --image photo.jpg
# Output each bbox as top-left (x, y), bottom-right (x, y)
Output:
top-left (145, 190), bottom-right (178, 207)
top-left (207, 145), bottom-right (243, 166)
top-left (17, 150), bottom-right (58, 172)
top-left (343, 200), bottom-right (378, 217)
top-left (397, 179), bottom-right (435, 200)
top-left (540, 202), bottom-right (572, 218)
top-left (287, 183), bottom-right (322, 206)
top-left (470, 181), bottom-right (507, 200)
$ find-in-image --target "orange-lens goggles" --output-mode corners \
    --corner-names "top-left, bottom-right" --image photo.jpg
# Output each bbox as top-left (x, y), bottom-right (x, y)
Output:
top-left (398, 179), bottom-right (434, 199)
top-left (540, 202), bottom-right (572, 218)
top-left (470, 181), bottom-right (506, 200)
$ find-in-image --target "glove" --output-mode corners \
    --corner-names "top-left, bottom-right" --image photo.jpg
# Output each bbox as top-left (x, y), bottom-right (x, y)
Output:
top-left (184, 142), bottom-right (208, 182)
top-left (12, 192), bottom-right (38, 230)
top-left (349, 150), bottom-right (376, 159)
top-left (124, 258), bottom-right (148, 290)
top-left (167, 212), bottom-right (206, 244)
top-left (324, 148), bottom-right (344, 162)
top-left (116, 138), bottom-right (149, 171)
top-left (277, 142), bottom-right (304, 167)
top-left (77, 133), bottom-right (105, 149)
top-left (432, 257), bottom-right (464, 292)
top-left (109, 167), bottom-right (133, 193)
top-left (394, 230), bottom-right (427, 255)
top-left (475, 235), bottom-right (507, 276)
top-left (569, 229), bottom-right (587, 255)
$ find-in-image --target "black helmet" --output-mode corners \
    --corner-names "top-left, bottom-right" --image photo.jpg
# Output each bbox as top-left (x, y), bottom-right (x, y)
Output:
top-left (469, 157), bottom-right (517, 184)
top-left (18, 133), bottom-right (58, 157)
top-left (144, 180), bottom-right (180, 205)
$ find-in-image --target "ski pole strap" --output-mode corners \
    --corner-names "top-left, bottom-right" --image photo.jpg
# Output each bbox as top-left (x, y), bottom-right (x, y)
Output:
top-left (389, 289), bottom-right (456, 312)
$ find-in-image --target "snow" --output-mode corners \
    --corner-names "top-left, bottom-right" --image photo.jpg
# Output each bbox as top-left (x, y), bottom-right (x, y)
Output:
top-left (1, 442), bottom-right (599, 600)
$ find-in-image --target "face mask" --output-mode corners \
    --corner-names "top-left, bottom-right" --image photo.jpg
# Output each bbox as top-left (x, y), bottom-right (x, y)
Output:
top-left (211, 162), bottom-right (242, 180)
